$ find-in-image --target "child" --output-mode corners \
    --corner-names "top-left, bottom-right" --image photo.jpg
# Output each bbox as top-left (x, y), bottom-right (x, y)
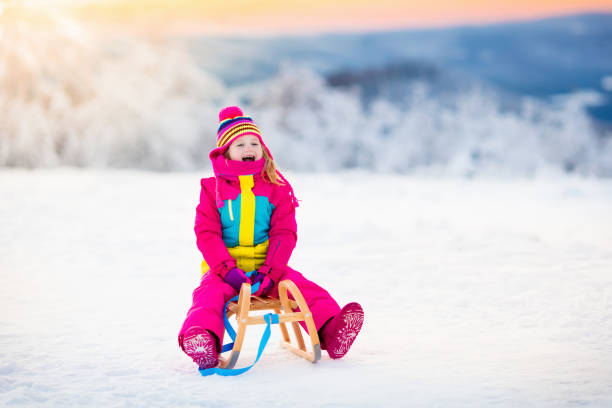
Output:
top-left (178, 106), bottom-right (364, 369)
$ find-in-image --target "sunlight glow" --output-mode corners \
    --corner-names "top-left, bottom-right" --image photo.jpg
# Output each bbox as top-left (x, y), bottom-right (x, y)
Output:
top-left (7, 0), bottom-right (612, 34)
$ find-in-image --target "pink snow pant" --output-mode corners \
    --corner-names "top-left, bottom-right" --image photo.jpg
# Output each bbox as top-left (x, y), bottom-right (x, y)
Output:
top-left (178, 267), bottom-right (341, 352)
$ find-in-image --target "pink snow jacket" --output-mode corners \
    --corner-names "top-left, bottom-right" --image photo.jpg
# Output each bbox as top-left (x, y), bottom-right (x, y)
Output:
top-left (194, 168), bottom-right (298, 283)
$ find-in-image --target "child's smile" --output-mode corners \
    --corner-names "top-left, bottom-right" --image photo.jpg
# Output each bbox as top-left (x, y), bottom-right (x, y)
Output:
top-left (226, 134), bottom-right (264, 162)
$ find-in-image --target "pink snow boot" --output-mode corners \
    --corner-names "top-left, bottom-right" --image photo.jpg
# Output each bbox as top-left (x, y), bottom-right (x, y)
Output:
top-left (319, 302), bottom-right (364, 359)
top-left (180, 327), bottom-right (219, 369)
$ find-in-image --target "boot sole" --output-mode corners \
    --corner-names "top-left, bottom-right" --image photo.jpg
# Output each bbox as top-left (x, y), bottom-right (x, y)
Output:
top-left (183, 332), bottom-right (219, 369)
top-left (327, 303), bottom-right (364, 359)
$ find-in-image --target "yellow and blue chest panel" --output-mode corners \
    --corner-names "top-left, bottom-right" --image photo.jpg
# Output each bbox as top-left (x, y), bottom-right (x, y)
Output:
top-left (200, 174), bottom-right (275, 275)
top-left (218, 175), bottom-right (275, 248)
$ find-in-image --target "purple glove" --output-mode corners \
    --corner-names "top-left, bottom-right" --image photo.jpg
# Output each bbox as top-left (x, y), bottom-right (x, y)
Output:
top-left (252, 272), bottom-right (274, 297)
top-left (222, 267), bottom-right (251, 293)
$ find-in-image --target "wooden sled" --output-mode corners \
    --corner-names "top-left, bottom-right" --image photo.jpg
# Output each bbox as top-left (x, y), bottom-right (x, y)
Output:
top-left (219, 279), bottom-right (321, 369)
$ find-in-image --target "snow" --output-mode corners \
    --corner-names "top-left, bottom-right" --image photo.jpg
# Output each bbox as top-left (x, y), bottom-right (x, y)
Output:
top-left (2, 168), bottom-right (612, 407)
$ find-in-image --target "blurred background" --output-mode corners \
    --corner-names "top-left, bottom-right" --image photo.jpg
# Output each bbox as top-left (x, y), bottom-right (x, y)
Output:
top-left (2, 0), bottom-right (612, 176)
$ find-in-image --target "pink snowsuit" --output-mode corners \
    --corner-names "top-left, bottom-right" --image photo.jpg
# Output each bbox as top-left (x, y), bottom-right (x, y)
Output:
top-left (178, 160), bottom-right (340, 351)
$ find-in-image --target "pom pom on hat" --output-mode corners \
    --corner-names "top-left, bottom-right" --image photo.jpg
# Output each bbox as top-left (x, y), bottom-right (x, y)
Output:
top-left (219, 106), bottom-right (243, 122)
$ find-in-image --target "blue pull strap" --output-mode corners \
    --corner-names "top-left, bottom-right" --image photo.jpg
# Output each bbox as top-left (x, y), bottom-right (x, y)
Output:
top-left (199, 313), bottom-right (279, 377)
top-left (200, 271), bottom-right (276, 376)
top-left (218, 270), bottom-right (259, 353)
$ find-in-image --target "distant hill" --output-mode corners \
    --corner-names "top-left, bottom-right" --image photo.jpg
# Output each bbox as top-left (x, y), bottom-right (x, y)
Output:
top-left (187, 13), bottom-right (612, 123)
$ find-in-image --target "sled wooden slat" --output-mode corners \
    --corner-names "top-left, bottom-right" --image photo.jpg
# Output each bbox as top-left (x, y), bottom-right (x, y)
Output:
top-left (275, 307), bottom-right (291, 343)
top-left (245, 312), bottom-right (304, 325)
top-left (280, 340), bottom-right (318, 362)
top-left (226, 297), bottom-right (298, 316)
top-left (218, 279), bottom-right (321, 369)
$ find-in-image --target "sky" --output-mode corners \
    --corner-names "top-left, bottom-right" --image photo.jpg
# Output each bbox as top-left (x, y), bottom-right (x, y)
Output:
top-left (15, 0), bottom-right (612, 34)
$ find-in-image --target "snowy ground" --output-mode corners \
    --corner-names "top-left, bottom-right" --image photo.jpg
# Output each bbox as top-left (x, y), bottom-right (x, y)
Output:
top-left (1, 169), bottom-right (612, 407)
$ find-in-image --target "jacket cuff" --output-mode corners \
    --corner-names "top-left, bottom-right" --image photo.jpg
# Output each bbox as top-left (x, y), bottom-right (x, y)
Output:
top-left (213, 260), bottom-right (237, 278)
top-left (258, 264), bottom-right (284, 283)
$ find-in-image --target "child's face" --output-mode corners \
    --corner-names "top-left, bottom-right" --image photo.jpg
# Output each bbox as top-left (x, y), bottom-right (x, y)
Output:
top-left (226, 135), bottom-right (264, 162)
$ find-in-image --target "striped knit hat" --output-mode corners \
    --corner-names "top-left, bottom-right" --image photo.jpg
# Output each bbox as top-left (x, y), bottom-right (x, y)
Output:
top-left (214, 106), bottom-right (272, 158)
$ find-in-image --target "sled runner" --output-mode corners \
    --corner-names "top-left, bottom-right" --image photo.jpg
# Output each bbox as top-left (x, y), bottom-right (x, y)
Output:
top-left (218, 279), bottom-right (321, 370)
